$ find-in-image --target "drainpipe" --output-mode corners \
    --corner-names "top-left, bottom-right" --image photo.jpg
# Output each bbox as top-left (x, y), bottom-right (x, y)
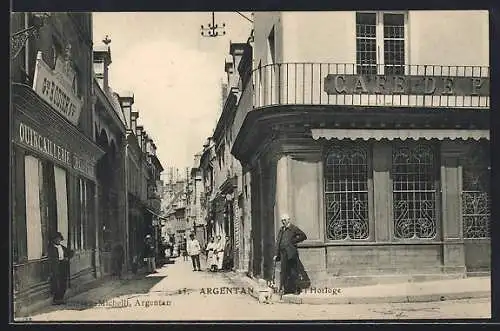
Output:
top-left (24, 13), bottom-right (29, 79)
top-left (123, 137), bottom-right (130, 272)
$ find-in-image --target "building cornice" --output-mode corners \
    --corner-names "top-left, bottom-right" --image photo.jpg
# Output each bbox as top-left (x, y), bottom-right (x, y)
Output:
top-left (231, 105), bottom-right (490, 165)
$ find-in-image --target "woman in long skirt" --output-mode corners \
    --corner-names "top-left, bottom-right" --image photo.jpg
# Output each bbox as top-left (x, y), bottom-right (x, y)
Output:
top-left (205, 237), bottom-right (217, 272)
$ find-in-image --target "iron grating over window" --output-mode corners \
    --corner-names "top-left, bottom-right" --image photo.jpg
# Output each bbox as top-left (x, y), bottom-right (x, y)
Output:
top-left (324, 144), bottom-right (369, 240)
top-left (462, 144), bottom-right (490, 239)
top-left (392, 143), bottom-right (438, 239)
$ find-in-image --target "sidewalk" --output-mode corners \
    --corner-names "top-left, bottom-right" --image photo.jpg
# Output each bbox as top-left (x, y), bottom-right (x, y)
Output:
top-left (18, 266), bottom-right (154, 318)
top-left (224, 272), bottom-right (491, 305)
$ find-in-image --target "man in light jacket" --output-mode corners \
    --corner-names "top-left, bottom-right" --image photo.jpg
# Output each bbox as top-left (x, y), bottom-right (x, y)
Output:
top-left (187, 233), bottom-right (202, 271)
top-left (214, 235), bottom-right (225, 271)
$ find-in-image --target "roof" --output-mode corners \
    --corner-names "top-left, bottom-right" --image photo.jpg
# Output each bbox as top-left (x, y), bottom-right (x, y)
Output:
top-left (118, 90), bottom-right (134, 99)
top-left (105, 87), bottom-right (127, 126)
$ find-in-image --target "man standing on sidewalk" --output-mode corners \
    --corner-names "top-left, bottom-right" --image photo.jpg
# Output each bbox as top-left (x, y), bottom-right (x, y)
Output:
top-left (273, 214), bottom-right (307, 295)
top-left (214, 235), bottom-right (224, 272)
top-left (187, 233), bottom-right (202, 271)
top-left (48, 232), bottom-right (74, 305)
top-left (144, 234), bottom-right (157, 274)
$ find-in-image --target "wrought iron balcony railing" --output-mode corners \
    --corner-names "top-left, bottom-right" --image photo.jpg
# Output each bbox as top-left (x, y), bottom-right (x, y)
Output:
top-left (248, 63), bottom-right (489, 110)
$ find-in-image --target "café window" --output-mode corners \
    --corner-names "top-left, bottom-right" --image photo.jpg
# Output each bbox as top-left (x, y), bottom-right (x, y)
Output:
top-left (462, 143), bottom-right (490, 239)
top-left (324, 144), bottom-right (370, 241)
top-left (392, 143), bottom-right (439, 240)
top-left (356, 12), bottom-right (407, 75)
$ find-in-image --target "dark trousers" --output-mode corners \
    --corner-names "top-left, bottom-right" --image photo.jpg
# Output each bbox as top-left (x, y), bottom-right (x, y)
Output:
top-left (112, 259), bottom-right (123, 278)
top-left (51, 261), bottom-right (68, 301)
top-left (279, 251), bottom-right (299, 294)
top-left (190, 254), bottom-right (201, 270)
top-left (223, 256), bottom-right (233, 271)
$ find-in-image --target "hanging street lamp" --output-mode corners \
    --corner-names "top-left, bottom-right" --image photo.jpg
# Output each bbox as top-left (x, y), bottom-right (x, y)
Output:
top-left (201, 12), bottom-right (226, 38)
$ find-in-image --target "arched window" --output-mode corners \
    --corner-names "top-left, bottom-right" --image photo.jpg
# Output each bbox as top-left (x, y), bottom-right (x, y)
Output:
top-left (392, 143), bottom-right (438, 239)
top-left (462, 143), bottom-right (490, 239)
top-left (324, 144), bottom-right (369, 240)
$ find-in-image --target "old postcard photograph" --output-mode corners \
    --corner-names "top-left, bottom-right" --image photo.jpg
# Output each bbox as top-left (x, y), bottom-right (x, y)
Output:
top-left (10, 10), bottom-right (491, 322)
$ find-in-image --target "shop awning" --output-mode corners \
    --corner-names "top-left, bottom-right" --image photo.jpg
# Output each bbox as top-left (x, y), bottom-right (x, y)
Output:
top-left (311, 129), bottom-right (490, 141)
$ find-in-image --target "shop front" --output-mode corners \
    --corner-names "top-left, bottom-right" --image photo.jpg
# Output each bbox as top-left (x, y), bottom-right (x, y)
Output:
top-left (240, 108), bottom-right (490, 286)
top-left (12, 83), bottom-right (104, 311)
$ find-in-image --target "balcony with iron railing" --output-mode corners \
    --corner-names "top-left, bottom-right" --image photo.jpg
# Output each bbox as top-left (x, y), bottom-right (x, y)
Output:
top-left (231, 62), bottom-right (490, 153)
top-left (250, 63), bottom-right (489, 110)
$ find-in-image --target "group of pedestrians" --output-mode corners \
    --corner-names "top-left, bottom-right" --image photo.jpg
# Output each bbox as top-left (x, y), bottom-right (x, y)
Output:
top-left (184, 233), bottom-right (233, 273)
top-left (46, 212), bottom-right (306, 306)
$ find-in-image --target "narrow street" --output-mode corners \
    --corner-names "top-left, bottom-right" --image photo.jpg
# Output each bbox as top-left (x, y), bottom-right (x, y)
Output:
top-left (27, 257), bottom-right (490, 321)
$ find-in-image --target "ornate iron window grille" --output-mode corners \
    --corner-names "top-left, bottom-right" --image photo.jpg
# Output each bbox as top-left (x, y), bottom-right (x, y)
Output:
top-left (324, 144), bottom-right (369, 240)
top-left (462, 144), bottom-right (490, 239)
top-left (392, 143), bottom-right (438, 239)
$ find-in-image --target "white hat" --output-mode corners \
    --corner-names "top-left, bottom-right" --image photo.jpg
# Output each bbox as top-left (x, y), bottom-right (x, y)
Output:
top-left (281, 213), bottom-right (290, 221)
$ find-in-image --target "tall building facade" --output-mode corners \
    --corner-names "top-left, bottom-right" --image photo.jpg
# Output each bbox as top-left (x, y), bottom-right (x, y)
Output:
top-left (230, 11), bottom-right (490, 286)
top-left (92, 41), bottom-right (128, 276)
top-left (11, 13), bottom-right (104, 313)
top-left (189, 153), bottom-right (207, 248)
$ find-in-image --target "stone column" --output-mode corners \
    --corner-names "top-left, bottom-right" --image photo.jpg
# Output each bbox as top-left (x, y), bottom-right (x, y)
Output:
top-left (94, 182), bottom-right (102, 278)
top-left (275, 154), bottom-right (290, 234)
top-left (257, 158), bottom-right (266, 279)
top-left (440, 140), bottom-right (466, 273)
top-left (372, 142), bottom-right (392, 242)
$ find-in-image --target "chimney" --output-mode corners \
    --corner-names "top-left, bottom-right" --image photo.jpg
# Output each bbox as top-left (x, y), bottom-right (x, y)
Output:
top-left (118, 91), bottom-right (134, 129)
top-left (136, 125), bottom-right (144, 147)
top-left (142, 132), bottom-right (148, 154)
top-left (230, 42), bottom-right (247, 73)
top-left (93, 36), bottom-right (112, 90)
top-left (148, 138), bottom-right (154, 155)
top-left (152, 143), bottom-right (157, 156)
top-left (131, 110), bottom-right (139, 133)
top-left (230, 42), bottom-right (250, 90)
top-left (224, 59), bottom-right (234, 90)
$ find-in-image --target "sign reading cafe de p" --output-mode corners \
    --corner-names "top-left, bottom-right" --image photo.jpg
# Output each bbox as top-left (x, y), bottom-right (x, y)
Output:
top-left (324, 74), bottom-right (489, 96)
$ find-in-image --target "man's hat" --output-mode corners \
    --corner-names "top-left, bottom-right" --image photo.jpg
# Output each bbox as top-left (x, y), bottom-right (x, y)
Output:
top-left (51, 232), bottom-right (63, 241)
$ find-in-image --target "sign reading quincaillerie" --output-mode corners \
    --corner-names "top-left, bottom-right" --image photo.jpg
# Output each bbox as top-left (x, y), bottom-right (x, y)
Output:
top-left (324, 75), bottom-right (489, 96)
top-left (32, 51), bottom-right (83, 126)
top-left (18, 122), bottom-right (96, 178)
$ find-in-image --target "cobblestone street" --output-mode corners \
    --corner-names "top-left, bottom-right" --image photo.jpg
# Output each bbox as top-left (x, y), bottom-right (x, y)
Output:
top-left (25, 257), bottom-right (491, 321)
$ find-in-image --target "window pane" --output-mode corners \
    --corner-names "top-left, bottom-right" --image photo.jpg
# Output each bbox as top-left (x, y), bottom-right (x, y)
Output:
top-left (384, 13), bottom-right (404, 27)
top-left (25, 155), bottom-right (43, 260)
top-left (324, 144), bottom-right (369, 240)
top-left (392, 143), bottom-right (438, 239)
top-left (356, 12), bottom-right (376, 26)
top-left (54, 166), bottom-right (69, 246)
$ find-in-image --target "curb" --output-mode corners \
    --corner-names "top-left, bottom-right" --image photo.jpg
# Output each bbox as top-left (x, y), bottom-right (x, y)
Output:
top-left (281, 290), bottom-right (491, 305)
top-left (224, 272), bottom-right (490, 305)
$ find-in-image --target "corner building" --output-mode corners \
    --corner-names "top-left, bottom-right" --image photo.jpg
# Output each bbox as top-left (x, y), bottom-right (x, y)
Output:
top-left (232, 11), bottom-right (490, 286)
top-left (11, 13), bottom-right (104, 311)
